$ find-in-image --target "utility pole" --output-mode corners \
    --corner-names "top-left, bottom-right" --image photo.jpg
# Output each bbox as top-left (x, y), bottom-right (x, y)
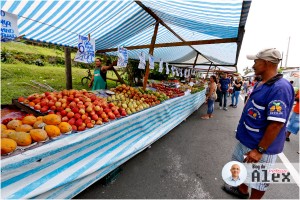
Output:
top-left (280, 51), bottom-right (283, 68)
top-left (284, 36), bottom-right (290, 69)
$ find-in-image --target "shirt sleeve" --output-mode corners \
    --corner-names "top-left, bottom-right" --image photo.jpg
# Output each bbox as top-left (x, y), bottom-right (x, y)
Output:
top-left (267, 87), bottom-right (292, 123)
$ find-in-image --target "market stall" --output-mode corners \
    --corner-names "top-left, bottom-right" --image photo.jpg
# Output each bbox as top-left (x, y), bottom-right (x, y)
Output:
top-left (1, 90), bottom-right (205, 199)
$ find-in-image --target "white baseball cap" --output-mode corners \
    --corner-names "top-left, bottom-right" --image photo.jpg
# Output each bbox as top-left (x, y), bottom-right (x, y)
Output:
top-left (247, 48), bottom-right (282, 64)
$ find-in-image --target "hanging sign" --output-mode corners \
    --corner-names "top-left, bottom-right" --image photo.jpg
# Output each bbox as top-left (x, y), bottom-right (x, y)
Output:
top-left (74, 35), bottom-right (95, 64)
top-left (179, 68), bottom-right (183, 77)
top-left (166, 63), bottom-right (170, 75)
top-left (117, 46), bottom-right (128, 68)
top-left (138, 52), bottom-right (146, 69)
top-left (171, 65), bottom-right (175, 76)
top-left (175, 67), bottom-right (179, 77)
top-left (1, 10), bottom-right (19, 42)
top-left (158, 59), bottom-right (163, 73)
top-left (149, 54), bottom-right (155, 70)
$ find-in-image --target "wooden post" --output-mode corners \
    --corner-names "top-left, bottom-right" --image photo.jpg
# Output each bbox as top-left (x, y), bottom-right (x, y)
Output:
top-left (64, 47), bottom-right (72, 89)
top-left (143, 22), bottom-right (159, 90)
top-left (205, 63), bottom-right (213, 79)
top-left (189, 53), bottom-right (199, 82)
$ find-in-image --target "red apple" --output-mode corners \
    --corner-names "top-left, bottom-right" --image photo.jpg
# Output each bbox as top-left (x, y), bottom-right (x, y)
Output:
top-left (87, 123), bottom-right (94, 128)
top-left (67, 112), bottom-right (75, 118)
top-left (50, 105), bottom-right (56, 110)
top-left (103, 118), bottom-right (109, 122)
top-left (84, 118), bottom-right (91, 124)
top-left (101, 113), bottom-right (107, 119)
top-left (18, 96), bottom-right (25, 102)
top-left (91, 114), bottom-right (99, 121)
top-left (67, 97), bottom-right (74, 102)
top-left (75, 119), bottom-right (83, 127)
top-left (68, 118), bottom-right (76, 125)
top-left (108, 112), bottom-right (115, 120)
top-left (72, 107), bottom-right (79, 113)
top-left (74, 113), bottom-right (81, 120)
top-left (77, 125), bottom-right (86, 131)
top-left (81, 114), bottom-right (88, 120)
top-left (48, 111), bottom-right (55, 114)
top-left (48, 101), bottom-right (55, 107)
top-left (34, 104), bottom-right (41, 110)
top-left (71, 125), bottom-right (77, 131)
top-left (45, 92), bottom-right (51, 96)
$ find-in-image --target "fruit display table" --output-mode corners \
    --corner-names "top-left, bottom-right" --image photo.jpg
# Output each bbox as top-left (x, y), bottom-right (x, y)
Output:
top-left (1, 90), bottom-right (205, 199)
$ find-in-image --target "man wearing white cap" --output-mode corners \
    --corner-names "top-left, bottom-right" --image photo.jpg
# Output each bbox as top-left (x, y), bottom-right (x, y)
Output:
top-left (223, 48), bottom-right (295, 199)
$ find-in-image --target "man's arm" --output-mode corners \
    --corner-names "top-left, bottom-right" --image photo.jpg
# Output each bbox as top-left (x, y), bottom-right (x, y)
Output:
top-left (244, 121), bottom-right (284, 163)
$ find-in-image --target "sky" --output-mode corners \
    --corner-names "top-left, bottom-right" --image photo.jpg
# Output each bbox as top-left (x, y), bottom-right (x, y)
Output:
top-left (237, 0), bottom-right (300, 74)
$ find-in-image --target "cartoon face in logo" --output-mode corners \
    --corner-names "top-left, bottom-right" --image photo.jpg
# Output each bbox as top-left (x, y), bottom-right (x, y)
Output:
top-left (247, 108), bottom-right (260, 119)
top-left (270, 102), bottom-right (282, 112)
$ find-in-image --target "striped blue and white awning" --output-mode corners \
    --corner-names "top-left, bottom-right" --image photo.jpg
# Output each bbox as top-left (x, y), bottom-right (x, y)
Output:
top-left (1, 0), bottom-right (251, 67)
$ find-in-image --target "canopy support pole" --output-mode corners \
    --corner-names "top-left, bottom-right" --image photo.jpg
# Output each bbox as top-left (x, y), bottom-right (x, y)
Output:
top-left (64, 47), bottom-right (72, 89)
top-left (143, 21), bottom-right (159, 90)
top-left (205, 63), bottom-right (213, 79)
top-left (189, 53), bottom-right (199, 82)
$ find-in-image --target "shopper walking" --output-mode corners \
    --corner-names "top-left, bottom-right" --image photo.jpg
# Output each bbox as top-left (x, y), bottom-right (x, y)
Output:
top-left (230, 77), bottom-right (243, 108)
top-left (223, 48), bottom-right (294, 199)
top-left (218, 73), bottom-right (231, 110)
top-left (201, 75), bottom-right (218, 119)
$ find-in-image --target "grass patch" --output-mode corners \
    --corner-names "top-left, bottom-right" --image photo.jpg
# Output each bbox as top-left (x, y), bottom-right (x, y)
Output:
top-left (1, 41), bottom-right (67, 57)
top-left (1, 63), bottom-right (121, 104)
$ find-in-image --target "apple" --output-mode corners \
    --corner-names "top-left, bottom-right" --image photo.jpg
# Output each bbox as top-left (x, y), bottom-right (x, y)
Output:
top-left (50, 105), bottom-right (56, 110)
top-left (86, 106), bottom-right (93, 112)
top-left (56, 107), bottom-right (64, 112)
top-left (71, 125), bottom-right (77, 131)
top-left (94, 105), bottom-right (101, 111)
top-left (121, 111), bottom-right (127, 116)
top-left (103, 118), bottom-right (109, 122)
top-left (67, 112), bottom-right (75, 118)
top-left (69, 102), bottom-right (77, 108)
top-left (91, 114), bottom-right (99, 121)
top-left (96, 119), bottom-right (103, 125)
top-left (84, 118), bottom-right (91, 124)
top-left (108, 112), bottom-right (115, 120)
top-left (81, 114), bottom-right (88, 120)
top-left (85, 102), bottom-right (92, 107)
top-left (48, 101), bottom-right (55, 107)
top-left (45, 91), bottom-right (51, 96)
top-left (74, 113), bottom-right (81, 120)
top-left (55, 102), bottom-right (62, 107)
top-left (108, 103), bottom-right (115, 108)
top-left (77, 125), bottom-right (86, 131)
top-left (75, 119), bottom-right (83, 127)
top-left (62, 116), bottom-right (69, 122)
top-left (47, 95), bottom-right (53, 100)
top-left (87, 123), bottom-right (94, 128)
top-left (101, 113), bottom-right (107, 119)
top-left (67, 97), bottom-right (74, 102)
top-left (72, 107), bottom-right (79, 113)
top-left (113, 110), bottom-right (119, 115)
top-left (68, 118), bottom-right (76, 125)
top-left (65, 108), bottom-right (71, 112)
top-left (48, 111), bottom-right (55, 114)
top-left (18, 96), bottom-right (25, 102)
top-left (34, 104), bottom-right (41, 110)
top-left (79, 108), bottom-right (85, 115)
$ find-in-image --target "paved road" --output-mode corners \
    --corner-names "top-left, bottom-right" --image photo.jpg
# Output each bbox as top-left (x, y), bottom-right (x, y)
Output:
top-left (75, 94), bottom-right (299, 199)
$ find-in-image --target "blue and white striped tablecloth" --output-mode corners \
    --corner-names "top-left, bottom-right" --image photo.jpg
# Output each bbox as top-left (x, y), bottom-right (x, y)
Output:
top-left (1, 90), bottom-right (205, 199)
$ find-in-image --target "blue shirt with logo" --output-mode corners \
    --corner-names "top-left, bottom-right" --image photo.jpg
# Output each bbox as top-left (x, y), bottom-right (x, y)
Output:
top-left (236, 74), bottom-right (294, 154)
top-left (219, 78), bottom-right (231, 91)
